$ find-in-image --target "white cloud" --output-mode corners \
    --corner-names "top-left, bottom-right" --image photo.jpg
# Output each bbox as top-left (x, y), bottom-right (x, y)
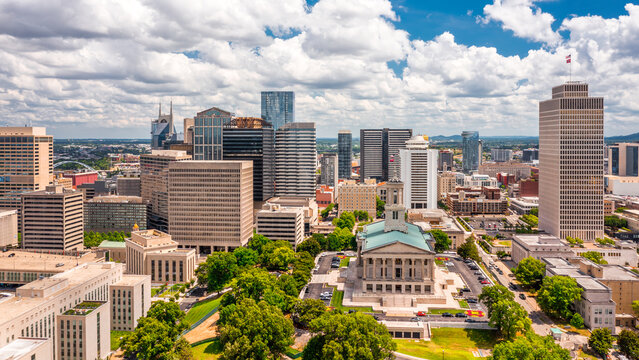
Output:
top-left (480, 0), bottom-right (561, 45)
top-left (0, 0), bottom-right (637, 137)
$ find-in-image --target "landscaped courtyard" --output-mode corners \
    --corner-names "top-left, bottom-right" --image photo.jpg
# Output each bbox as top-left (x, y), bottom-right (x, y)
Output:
top-left (395, 328), bottom-right (499, 360)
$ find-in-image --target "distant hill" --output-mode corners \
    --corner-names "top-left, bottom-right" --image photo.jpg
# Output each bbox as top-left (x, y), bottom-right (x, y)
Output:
top-left (605, 132), bottom-right (639, 143)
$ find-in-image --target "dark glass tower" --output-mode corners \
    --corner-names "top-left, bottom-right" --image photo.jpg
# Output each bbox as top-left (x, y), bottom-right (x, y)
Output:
top-left (261, 91), bottom-right (294, 130)
top-left (461, 131), bottom-right (479, 173)
top-left (338, 130), bottom-right (352, 179)
top-left (194, 107), bottom-right (230, 160)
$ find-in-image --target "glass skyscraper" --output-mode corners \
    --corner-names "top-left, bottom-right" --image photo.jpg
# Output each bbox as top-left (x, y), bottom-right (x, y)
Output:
top-left (194, 107), bottom-right (230, 160)
top-left (461, 131), bottom-right (480, 173)
top-left (261, 91), bottom-right (294, 130)
top-left (608, 143), bottom-right (639, 176)
top-left (338, 130), bottom-right (352, 179)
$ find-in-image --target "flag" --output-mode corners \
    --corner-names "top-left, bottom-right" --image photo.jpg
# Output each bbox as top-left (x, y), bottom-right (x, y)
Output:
top-left (566, 55), bottom-right (571, 63)
top-left (389, 155), bottom-right (394, 162)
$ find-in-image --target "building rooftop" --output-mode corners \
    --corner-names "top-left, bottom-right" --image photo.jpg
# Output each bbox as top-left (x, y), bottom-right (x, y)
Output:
top-left (0, 250), bottom-right (100, 272)
top-left (62, 301), bottom-right (105, 316)
top-left (0, 209), bottom-right (17, 217)
top-left (601, 266), bottom-right (639, 281)
top-left (360, 220), bottom-right (433, 252)
top-left (513, 234), bottom-right (569, 248)
top-left (88, 195), bottom-right (143, 204)
top-left (0, 338), bottom-right (50, 360)
top-left (113, 274), bottom-right (149, 287)
top-left (98, 240), bottom-right (126, 249)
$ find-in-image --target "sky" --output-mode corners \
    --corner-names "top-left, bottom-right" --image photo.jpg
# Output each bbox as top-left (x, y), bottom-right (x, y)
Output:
top-left (0, 0), bottom-right (638, 139)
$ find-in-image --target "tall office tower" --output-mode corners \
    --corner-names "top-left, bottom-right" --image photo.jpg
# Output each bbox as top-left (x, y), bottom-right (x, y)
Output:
top-left (338, 130), bottom-right (352, 179)
top-left (168, 161), bottom-right (253, 254)
top-left (21, 185), bottom-right (84, 251)
top-left (0, 127), bottom-right (53, 212)
top-left (223, 117), bottom-right (275, 201)
top-left (608, 143), bottom-right (639, 176)
top-left (193, 107), bottom-right (231, 160)
top-left (539, 82), bottom-right (604, 241)
top-left (117, 176), bottom-right (141, 196)
top-left (399, 136), bottom-right (439, 209)
top-left (438, 150), bottom-right (454, 171)
top-left (461, 131), bottom-right (480, 173)
top-left (261, 91), bottom-right (295, 130)
top-left (183, 118), bottom-right (195, 144)
top-left (140, 150), bottom-right (191, 232)
top-left (491, 148), bottom-right (513, 162)
top-left (151, 102), bottom-right (176, 150)
top-left (275, 123), bottom-right (317, 198)
top-left (320, 154), bottom-right (338, 188)
top-left (360, 128), bottom-right (413, 181)
top-left (84, 195), bottom-right (147, 233)
top-left (522, 148), bottom-right (539, 162)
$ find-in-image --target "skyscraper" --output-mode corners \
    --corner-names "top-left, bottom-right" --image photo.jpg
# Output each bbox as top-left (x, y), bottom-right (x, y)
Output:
top-left (193, 107), bottom-right (231, 160)
top-left (491, 149), bottom-right (513, 162)
top-left (608, 143), bottom-right (639, 176)
top-left (338, 130), bottom-right (352, 179)
top-left (461, 131), bottom-right (480, 173)
top-left (539, 82), bottom-right (604, 241)
top-left (438, 150), bottom-right (454, 171)
top-left (360, 128), bottom-right (412, 181)
top-left (223, 117), bottom-right (275, 201)
top-left (168, 160), bottom-right (254, 254)
top-left (320, 153), bottom-right (338, 188)
top-left (399, 136), bottom-right (439, 209)
top-left (0, 127), bottom-right (53, 212)
top-left (522, 148), bottom-right (539, 162)
top-left (275, 122), bottom-right (316, 198)
top-left (151, 102), bottom-right (176, 150)
top-left (261, 91), bottom-right (294, 130)
top-left (140, 150), bottom-right (191, 232)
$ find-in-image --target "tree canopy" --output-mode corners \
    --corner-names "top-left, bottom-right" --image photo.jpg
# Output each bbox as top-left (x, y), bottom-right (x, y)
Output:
top-left (248, 234), bottom-right (273, 254)
top-left (536, 276), bottom-right (583, 320)
top-left (491, 332), bottom-right (570, 360)
top-left (478, 285), bottom-right (515, 317)
top-left (619, 329), bottom-right (639, 360)
top-left (233, 247), bottom-right (259, 267)
top-left (222, 268), bottom-right (295, 312)
top-left (297, 238), bottom-right (322, 258)
top-left (303, 312), bottom-right (396, 360)
top-left (457, 237), bottom-right (481, 262)
top-left (201, 252), bottom-right (239, 292)
top-left (588, 328), bottom-right (614, 358)
top-left (332, 211), bottom-right (356, 230)
top-left (431, 229), bottom-right (452, 253)
top-left (146, 301), bottom-right (189, 335)
top-left (581, 251), bottom-right (608, 265)
top-left (376, 196), bottom-right (385, 218)
top-left (293, 298), bottom-right (327, 328)
top-left (512, 257), bottom-right (546, 289)
top-left (489, 299), bottom-right (531, 340)
top-left (218, 298), bottom-right (295, 360)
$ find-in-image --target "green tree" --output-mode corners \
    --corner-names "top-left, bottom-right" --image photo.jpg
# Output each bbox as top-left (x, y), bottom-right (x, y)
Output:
top-left (491, 332), bottom-right (570, 360)
top-left (376, 196), bottom-right (385, 218)
top-left (595, 237), bottom-right (616, 246)
top-left (146, 301), bottom-right (189, 335)
top-left (604, 215), bottom-right (628, 230)
top-left (218, 298), bottom-right (294, 360)
top-left (581, 251), bottom-right (608, 265)
top-left (633, 300), bottom-right (639, 317)
top-left (431, 229), bottom-right (452, 253)
top-left (321, 203), bottom-right (335, 219)
top-left (276, 274), bottom-right (300, 297)
top-left (311, 233), bottom-right (328, 250)
top-left (121, 317), bottom-right (180, 360)
top-left (529, 208), bottom-right (538, 216)
top-left (195, 261), bottom-right (209, 287)
top-left (457, 237), bottom-right (480, 262)
top-left (233, 247), bottom-right (259, 268)
top-left (490, 299), bottom-right (531, 340)
top-left (204, 252), bottom-right (239, 292)
top-left (303, 312), bottom-right (396, 360)
top-left (565, 236), bottom-right (584, 247)
top-left (262, 246), bottom-right (296, 271)
top-left (478, 285), bottom-right (515, 316)
top-left (536, 276), bottom-right (583, 320)
top-left (618, 329), bottom-right (639, 360)
top-left (333, 211), bottom-right (356, 230)
top-left (293, 299), bottom-right (327, 328)
top-left (588, 328), bottom-right (614, 358)
top-left (223, 268), bottom-right (294, 312)
top-left (570, 313), bottom-right (584, 329)
top-left (512, 257), bottom-right (546, 289)
top-left (249, 234), bottom-right (272, 254)
top-left (297, 238), bottom-right (322, 257)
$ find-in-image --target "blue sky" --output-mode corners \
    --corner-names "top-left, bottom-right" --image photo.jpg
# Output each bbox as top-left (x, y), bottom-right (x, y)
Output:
top-left (0, 0), bottom-right (637, 138)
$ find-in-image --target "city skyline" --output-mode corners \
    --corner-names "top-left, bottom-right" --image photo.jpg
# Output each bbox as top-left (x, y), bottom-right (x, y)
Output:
top-left (0, 1), bottom-right (637, 139)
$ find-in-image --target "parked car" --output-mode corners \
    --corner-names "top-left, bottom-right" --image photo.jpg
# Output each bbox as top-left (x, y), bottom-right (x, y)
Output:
top-left (463, 259), bottom-right (472, 264)
top-left (480, 280), bottom-right (490, 285)
top-left (461, 287), bottom-right (471, 292)
top-left (417, 311), bottom-right (427, 317)
top-left (8, 253), bottom-right (15, 258)
top-left (465, 318), bottom-right (477, 323)
top-left (474, 271), bottom-right (482, 275)
top-left (469, 266), bottom-right (479, 271)
top-left (477, 276), bottom-right (486, 281)
top-left (519, 293), bottom-right (526, 300)
top-left (442, 312), bottom-right (453, 317)
top-left (411, 317), bottom-right (421, 322)
top-left (455, 312), bottom-right (468, 318)
top-left (466, 298), bottom-right (478, 304)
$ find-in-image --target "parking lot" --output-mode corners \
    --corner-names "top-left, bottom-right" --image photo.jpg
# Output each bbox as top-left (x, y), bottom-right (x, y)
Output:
top-left (438, 255), bottom-right (491, 308)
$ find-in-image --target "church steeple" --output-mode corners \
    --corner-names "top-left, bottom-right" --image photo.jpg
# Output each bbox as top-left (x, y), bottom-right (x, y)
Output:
top-left (384, 179), bottom-right (407, 233)
top-left (158, 102), bottom-right (162, 118)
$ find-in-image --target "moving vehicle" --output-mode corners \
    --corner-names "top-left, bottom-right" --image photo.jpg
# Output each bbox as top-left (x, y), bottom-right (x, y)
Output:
top-left (519, 293), bottom-right (526, 300)
top-left (441, 312), bottom-right (453, 317)
top-left (455, 312), bottom-right (468, 318)
top-left (417, 311), bottom-right (427, 316)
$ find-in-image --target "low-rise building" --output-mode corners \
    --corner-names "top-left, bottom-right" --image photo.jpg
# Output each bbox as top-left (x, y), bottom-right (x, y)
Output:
top-left (408, 209), bottom-right (469, 249)
top-left (0, 337), bottom-right (52, 360)
top-left (445, 187), bottom-right (508, 216)
top-left (57, 301), bottom-right (110, 360)
top-left (511, 234), bottom-right (574, 264)
top-left (0, 250), bottom-right (102, 285)
top-left (84, 196), bottom-right (147, 233)
top-left (126, 229), bottom-right (196, 284)
top-left (338, 179), bottom-right (377, 219)
top-left (266, 197), bottom-right (318, 236)
top-left (478, 162), bottom-right (532, 181)
top-left (572, 241), bottom-right (638, 267)
top-left (462, 174), bottom-right (498, 187)
top-left (315, 185), bottom-right (334, 208)
top-left (605, 175), bottom-right (639, 196)
top-left (116, 176), bottom-right (141, 197)
top-left (0, 209), bottom-right (18, 248)
top-left (510, 197), bottom-right (539, 215)
top-left (98, 240), bottom-right (127, 263)
top-left (257, 203), bottom-right (304, 247)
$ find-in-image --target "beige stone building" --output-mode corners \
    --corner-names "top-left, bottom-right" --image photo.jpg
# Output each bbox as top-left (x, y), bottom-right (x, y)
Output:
top-left (437, 172), bottom-right (459, 201)
top-left (126, 229), bottom-right (196, 284)
top-left (110, 274), bottom-right (151, 331)
top-left (338, 179), bottom-right (377, 219)
top-left (408, 209), bottom-right (469, 249)
top-left (445, 187), bottom-right (508, 215)
top-left (266, 197), bottom-right (318, 236)
top-left (0, 209), bottom-right (18, 248)
top-left (572, 241), bottom-right (638, 267)
top-left (539, 83), bottom-right (604, 241)
top-left (0, 337), bottom-right (52, 360)
top-left (257, 203), bottom-right (304, 247)
top-left (511, 234), bottom-right (574, 264)
top-left (0, 250), bottom-right (101, 285)
top-left (57, 301), bottom-right (110, 360)
top-left (478, 162), bottom-right (532, 181)
top-left (168, 160), bottom-right (253, 254)
top-left (21, 185), bottom-right (84, 251)
top-left (140, 150), bottom-right (191, 232)
top-left (0, 127), bottom-right (53, 213)
top-left (0, 262), bottom-right (150, 358)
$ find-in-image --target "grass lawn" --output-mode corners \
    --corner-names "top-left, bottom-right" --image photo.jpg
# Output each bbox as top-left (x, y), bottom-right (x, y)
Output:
top-left (339, 257), bottom-right (352, 267)
top-left (577, 349), bottom-right (600, 360)
top-left (427, 308), bottom-right (467, 315)
top-left (151, 287), bottom-right (163, 297)
top-left (497, 240), bottom-right (511, 247)
top-left (184, 297), bottom-right (222, 326)
top-left (110, 330), bottom-right (130, 351)
top-left (435, 259), bottom-right (445, 267)
top-left (191, 338), bottom-right (222, 360)
top-left (329, 290), bottom-right (378, 313)
top-left (395, 328), bottom-right (499, 360)
top-left (458, 299), bottom-right (469, 309)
